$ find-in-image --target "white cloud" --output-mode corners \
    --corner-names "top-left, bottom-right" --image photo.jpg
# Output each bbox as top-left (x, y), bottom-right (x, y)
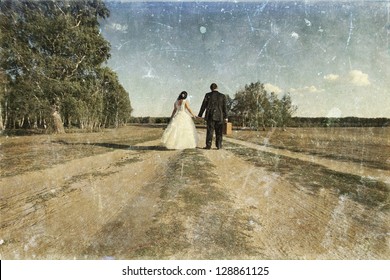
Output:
top-left (109, 23), bottom-right (128, 32)
top-left (324, 73), bottom-right (340, 81)
top-left (306, 86), bottom-right (323, 93)
top-left (348, 70), bottom-right (371, 86)
top-left (291, 32), bottom-right (299, 39)
top-left (290, 85), bottom-right (324, 94)
top-left (323, 70), bottom-right (370, 86)
top-left (264, 83), bottom-right (283, 94)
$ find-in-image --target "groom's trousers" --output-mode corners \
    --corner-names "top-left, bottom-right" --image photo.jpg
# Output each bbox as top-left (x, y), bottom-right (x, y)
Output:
top-left (206, 120), bottom-right (223, 149)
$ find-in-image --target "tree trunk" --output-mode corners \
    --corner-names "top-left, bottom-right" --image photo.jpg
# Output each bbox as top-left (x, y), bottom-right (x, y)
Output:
top-left (0, 105), bottom-right (3, 131)
top-left (52, 105), bottom-right (65, 133)
top-left (22, 115), bottom-right (31, 129)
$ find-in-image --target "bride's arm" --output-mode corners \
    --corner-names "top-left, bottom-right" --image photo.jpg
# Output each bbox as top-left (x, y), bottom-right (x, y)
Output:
top-left (170, 103), bottom-right (177, 118)
top-left (185, 102), bottom-right (197, 118)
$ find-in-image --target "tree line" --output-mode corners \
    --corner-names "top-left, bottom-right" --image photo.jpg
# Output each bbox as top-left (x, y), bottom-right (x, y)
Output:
top-left (0, 0), bottom-right (132, 133)
top-left (289, 117), bottom-right (389, 127)
top-left (129, 81), bottom-right (389, 128)
top-left (129, 81), bottom-right (297, 130)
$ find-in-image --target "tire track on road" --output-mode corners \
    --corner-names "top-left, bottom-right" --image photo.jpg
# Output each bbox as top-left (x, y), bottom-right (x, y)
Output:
top-left (0, 139), bottom-right (175, 259)
top-left (201, 139), bottom-right (389, 259)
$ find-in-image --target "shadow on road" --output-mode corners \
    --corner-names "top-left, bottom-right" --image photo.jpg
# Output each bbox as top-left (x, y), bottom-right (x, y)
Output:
top-left (92, 142), bottom-right (168, 151)
top-left (52, 140), bottom-right (169, 151)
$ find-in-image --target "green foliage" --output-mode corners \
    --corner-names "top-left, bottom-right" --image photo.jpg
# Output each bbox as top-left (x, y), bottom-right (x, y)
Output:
top-left (230, 81), bottom-right (296, 129)
top-left (0, 0), bottom-right (132, 131)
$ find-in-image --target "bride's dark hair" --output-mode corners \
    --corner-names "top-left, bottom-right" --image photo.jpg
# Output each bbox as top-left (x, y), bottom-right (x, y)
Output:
top-left (177, 91), bottom-right (188, 100)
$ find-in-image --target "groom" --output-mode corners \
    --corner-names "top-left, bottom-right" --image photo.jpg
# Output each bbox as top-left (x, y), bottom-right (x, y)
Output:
top-left (198, 83), bottom-right (228, 149)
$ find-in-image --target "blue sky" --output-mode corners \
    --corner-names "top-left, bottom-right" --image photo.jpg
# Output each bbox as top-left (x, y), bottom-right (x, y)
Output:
top-left (101, 1), bottom-right (390, 117)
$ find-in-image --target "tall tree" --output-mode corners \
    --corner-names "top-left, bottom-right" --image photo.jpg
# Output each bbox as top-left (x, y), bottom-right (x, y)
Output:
top-left (232, 82), bottom-right (268, 130)
top-left (265, 92), bottom-right (280, 128)
top-left (99, 67), bottom-right (132, 128)
top-left (0, 0), bottom-right (132, 132)
top-left (279, 93), bottom-right (296, 130)
top-left (231, 81), bottom-right (297, 130)
top-left (0, 69), bottom-right (6, 131)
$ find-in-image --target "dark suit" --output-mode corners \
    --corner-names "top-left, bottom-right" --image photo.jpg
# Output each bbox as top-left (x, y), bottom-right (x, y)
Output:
top-left (198, 90), bottom-right (227, 149)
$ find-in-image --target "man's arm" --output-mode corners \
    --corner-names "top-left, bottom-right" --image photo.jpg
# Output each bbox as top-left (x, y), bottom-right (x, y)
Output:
top-left (198, 93), bottom-right (209, 118)
top-left (222, 94), bottom-right (228, 121)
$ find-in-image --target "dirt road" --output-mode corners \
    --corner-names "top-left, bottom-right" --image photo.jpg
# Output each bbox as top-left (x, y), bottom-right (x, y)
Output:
top-left (0, 132), bottom-right (388, 259)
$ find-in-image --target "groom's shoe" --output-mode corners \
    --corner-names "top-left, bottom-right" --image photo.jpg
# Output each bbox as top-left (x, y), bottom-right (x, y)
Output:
top-left (203, 146), bottom-right (211, 150)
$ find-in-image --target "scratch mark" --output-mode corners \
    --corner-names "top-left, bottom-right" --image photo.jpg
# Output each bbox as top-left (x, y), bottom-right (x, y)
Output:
top-left (220, 8), bottom-right (234, 15)
top-left (346, 13), bottom-right (354, 50)
top-left (348, 56), bottom-right (353, 71)
top-left (258, 38), bottom-right (272, 57)
top-left (142, 61), bottom-right (157, 79)
top-left (246, 11), bottom-right (255, 32)
top-left (151, 21), bottom-right (174, 30)
top-left (387, 3), bottom-right (390, 52)
top-left (116, 40), bottom-right (130, 51)
top-left (254, 0), bottom-right (269, 16)
top-left (314, 42), bottom-right (327, 53)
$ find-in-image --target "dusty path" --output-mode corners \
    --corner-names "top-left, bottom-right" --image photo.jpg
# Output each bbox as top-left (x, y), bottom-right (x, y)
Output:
top-left (202, 148), bottom-right (388, 259)
top-left (0, 132), bottom-right (389, 259)
top-left (0, 141), bottom-right (179, 259)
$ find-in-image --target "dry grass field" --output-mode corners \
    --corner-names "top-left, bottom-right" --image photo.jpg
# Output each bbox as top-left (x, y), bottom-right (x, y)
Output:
top-left (1, 126), bottom-right (388, 178)
top-left (228, 127), bottom-right (390, 171)
top-left (0, 125), bottom-right (389, 259)
top-left (0, 126), bottom-right (164, 177)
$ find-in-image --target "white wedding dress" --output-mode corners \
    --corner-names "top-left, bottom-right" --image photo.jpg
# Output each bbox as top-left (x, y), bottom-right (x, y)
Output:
top-left (161, 100), bottom-right (198, 149)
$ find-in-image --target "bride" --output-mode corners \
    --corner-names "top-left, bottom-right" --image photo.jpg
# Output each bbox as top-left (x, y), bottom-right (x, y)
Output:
top-left (161, 91), bottom-right (199, 149)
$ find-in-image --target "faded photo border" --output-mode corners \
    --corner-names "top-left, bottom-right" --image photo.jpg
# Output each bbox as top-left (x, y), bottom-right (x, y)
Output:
top-left (0, 0), bottom-right (389, 277)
